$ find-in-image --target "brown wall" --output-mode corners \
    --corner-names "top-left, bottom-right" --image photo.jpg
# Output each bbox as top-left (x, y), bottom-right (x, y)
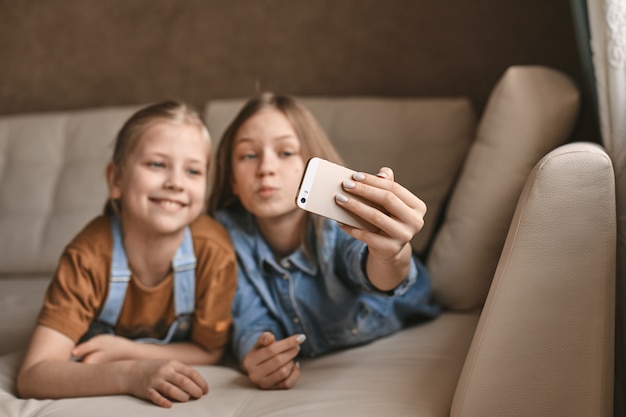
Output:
top-left (0, 0), bottom-right (596, 140)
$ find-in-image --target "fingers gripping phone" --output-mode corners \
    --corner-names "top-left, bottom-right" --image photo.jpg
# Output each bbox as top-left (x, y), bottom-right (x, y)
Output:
top-left (296, 157), bottom-right (377, 231)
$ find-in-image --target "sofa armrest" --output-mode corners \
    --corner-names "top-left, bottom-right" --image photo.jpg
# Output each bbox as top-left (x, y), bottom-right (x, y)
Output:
top-left (451, 143), bottom-right (616, 417)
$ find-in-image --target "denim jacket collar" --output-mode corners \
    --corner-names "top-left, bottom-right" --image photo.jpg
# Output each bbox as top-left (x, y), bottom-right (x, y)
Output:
top-left (218, 208), bottom-right (318, 277)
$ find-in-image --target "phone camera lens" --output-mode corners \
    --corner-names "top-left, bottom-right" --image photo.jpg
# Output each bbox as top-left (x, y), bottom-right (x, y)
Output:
top-left (300, 197), bottom-right (306, 204)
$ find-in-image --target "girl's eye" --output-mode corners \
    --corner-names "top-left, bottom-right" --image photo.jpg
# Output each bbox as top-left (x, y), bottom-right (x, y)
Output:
top-left (148, 161), bottom-right (165, 168)
top-left (240, 153), bottom-right (257, 160)
top-left (187, 168), bottom-right (203, 176)
top-left (279, 150), bottom-right (295, 158)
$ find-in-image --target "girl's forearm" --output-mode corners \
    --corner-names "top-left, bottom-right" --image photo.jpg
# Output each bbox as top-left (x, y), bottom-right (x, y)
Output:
top-left (124, 341), bottom-right (224, 365)
top-left (17, 360), bottom-right (133, 400)
top-left (366, 244), bottom-right (412, 291)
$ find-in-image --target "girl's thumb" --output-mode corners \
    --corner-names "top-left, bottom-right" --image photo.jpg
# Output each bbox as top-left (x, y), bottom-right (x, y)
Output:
top-left (260, 332), bottom-right (275, 346)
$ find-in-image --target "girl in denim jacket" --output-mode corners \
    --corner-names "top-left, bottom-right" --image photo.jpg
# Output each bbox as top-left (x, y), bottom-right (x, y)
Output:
top-left (208, 93), bottom-right (439, 390)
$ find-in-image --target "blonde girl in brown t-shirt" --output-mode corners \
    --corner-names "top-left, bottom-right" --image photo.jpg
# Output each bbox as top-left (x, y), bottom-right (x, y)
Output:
top-left (16, 100), bottom-right (237, 408)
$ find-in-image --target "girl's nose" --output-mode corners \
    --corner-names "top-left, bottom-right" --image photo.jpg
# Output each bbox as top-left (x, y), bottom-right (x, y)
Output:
top-left (258, 152), bottom-right (277, 176)
top-left (164, 169), bottom-right (184, 190)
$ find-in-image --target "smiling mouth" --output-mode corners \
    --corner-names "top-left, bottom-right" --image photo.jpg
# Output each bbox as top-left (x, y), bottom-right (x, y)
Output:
top-left (149, 197), bottom-right (187, 210)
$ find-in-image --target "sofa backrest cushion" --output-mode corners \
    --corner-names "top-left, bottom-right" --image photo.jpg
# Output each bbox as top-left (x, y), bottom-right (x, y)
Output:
top-left (427, 66), bottom-right (581, 310)
top-left (205, 97), bottom-right (477, 254)
top-left (0, 106), bottom-right (139, 274)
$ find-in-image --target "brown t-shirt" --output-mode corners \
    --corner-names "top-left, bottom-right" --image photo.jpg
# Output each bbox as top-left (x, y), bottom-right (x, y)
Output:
top-left (38, 214), bottom-right (237, 351)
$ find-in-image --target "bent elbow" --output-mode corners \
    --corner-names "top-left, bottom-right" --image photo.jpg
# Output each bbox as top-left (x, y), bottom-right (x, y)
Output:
top-left (15, 371), bottom-right (32, 399)
top-left (15, 367), bottom-right (45, 400)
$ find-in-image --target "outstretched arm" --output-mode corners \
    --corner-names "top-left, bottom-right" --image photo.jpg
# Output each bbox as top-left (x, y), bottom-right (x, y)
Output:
top-left (16, 325), bottom-right (208, 408)
top-left (335, 167), bottom-right (425, 291)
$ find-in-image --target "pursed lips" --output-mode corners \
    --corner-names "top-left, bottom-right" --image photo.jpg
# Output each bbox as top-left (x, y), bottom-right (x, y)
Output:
top-left (257, 185), bottom-right (278, 196)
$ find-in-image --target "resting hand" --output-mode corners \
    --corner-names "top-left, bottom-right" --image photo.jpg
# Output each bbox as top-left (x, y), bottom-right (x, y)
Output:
top-left (72, 334), bottom-right (135, 364)
top-left (128, 359), bottom-right (208, 408)
top-left (242, 332), bottom-right (306, 390)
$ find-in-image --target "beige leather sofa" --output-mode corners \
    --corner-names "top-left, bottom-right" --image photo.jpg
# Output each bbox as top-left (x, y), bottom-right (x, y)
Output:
top-left (0, 66), bottom-right (616, 417)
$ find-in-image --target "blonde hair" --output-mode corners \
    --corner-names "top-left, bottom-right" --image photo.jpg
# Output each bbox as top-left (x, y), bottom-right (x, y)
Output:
top-left (207, 92), bottom-right (343, 215)
top-left (105, 100), bottom-right (211, 215)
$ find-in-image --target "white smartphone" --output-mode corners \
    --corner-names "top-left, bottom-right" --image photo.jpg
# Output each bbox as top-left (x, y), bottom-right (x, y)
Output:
top-left (296, 157), bottom-right (376, 231)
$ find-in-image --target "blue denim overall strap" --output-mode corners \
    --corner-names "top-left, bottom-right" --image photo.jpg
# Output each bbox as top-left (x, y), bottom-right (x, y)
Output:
top-left (81, 216), bottom-right (196, 344)
top-left (134, 226), bottom-right (196, 345)
top-left (97, 215), bottom-right (132, 326)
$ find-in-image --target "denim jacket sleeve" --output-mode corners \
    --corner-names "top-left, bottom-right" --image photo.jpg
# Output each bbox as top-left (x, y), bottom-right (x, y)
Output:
top-left (215, 209), bottom-right (286, 364)
top-left (231, 268), bottom-right (285, 364)
top-left (331, 222), bottom-right (417, 296)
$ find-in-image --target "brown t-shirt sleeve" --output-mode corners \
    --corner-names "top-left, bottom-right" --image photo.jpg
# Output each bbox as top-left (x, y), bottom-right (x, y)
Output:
top-left (190, 215), bottom-right (237, 351)
top-left (37, 216), bottom-right (111, 343)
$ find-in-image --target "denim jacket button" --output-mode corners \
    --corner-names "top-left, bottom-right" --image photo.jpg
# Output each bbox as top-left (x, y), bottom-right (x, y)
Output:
top-left (282, 274), bottom-right (289, 280)
top-left (351, 328), bottom-right (358, 335)
top-left (293, 317), bottom-right (300, 324)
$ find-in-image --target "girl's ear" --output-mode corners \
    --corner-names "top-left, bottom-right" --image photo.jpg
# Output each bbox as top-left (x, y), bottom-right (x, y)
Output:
top-left (105, 163), bottom-right (122, 199)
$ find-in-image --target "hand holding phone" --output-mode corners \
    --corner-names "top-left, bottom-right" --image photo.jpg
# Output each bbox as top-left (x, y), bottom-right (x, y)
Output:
top-left (297, 158), bottom-right (428, 291)
top-left (296, 157), bottom-right (377, 231)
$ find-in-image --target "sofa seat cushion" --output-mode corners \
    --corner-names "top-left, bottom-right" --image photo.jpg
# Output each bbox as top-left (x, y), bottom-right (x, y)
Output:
top-left (0, 312), bottom-right (479, 417)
